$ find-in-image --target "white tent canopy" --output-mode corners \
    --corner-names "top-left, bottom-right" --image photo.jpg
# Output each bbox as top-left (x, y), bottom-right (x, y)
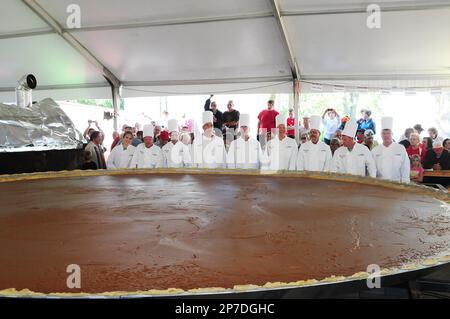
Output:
top-left (1, 0), bottom-right (450, 103)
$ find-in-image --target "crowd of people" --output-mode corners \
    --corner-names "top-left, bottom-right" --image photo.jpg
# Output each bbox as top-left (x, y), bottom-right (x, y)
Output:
top-left (81, 99), bottom-right (450, 185)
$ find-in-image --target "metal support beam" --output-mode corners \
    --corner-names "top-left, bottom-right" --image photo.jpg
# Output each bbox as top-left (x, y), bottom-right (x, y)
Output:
top-left (0, 28), bottom-right (54, 40)
top-left (281, 2), bottom-right (450, 17)
top-left (21, 0), bottom-right (121, 89)
top-left (70, 12), bottom-right (273, 33)
top-left (293, 80), bottom-right (301, 144)
top-left (269, 0), bottom-right (300, 80)
top-left (111, 85), bottom-right (122, 132)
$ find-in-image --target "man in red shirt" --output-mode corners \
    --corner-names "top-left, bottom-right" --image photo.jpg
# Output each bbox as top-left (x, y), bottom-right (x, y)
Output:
top-left (286, 108), bottom-right (297, 139)
top-left (257, 100), bottom-right (279, 147)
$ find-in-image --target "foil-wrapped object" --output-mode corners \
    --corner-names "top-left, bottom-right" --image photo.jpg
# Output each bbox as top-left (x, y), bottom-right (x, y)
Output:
top-left (0, 98), bottom-right (84, 152)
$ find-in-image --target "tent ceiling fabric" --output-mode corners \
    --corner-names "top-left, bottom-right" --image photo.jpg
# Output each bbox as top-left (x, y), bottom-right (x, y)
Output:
top-left (36, 0), bottom-right (273, 27)
top-left (72, 18), bottom-right (292, 82)
top-left (287, 8), bottom-right (450, 78)
top-left (0, 34), bottom-right (108, 89)
top-left (0, 0), bottom-right (49, 34)
top-left (1, 0), bottom-right (450, 100)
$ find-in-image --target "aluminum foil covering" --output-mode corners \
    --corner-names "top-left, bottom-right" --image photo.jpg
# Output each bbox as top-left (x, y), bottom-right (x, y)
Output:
top-left (0, 98), bottom-right (84, 152)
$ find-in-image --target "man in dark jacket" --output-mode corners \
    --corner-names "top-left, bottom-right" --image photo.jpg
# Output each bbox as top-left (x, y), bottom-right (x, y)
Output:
top-left (204, 96), bottom-right (223, 136)
top-left (423, 140), bottom-right (450, 170)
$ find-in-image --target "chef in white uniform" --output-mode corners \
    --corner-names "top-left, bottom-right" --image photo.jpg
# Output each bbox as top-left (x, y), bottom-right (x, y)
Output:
top-left (130, 124), bottom-right (164, 169)
top-left (192, 111), bottom-right (226, 169)
top-left (372, 117), bottom-right (410, 183)
top-left (331, 120), bottom-right (377, 177)
top-left (226, 114), bottom-right (267, 170)
top-left (296, 115), bottom-right (332, 172)
top-left (264, 114), bottom-right (298, 171)
top-left (106, 131), bottom-right (135, 169)
top-left (162, 119), bottom-right (192, 168)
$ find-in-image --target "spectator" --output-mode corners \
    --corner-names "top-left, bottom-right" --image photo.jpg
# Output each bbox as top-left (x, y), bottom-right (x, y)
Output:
top-left (257, 100), bottom-right (279, 148)
top-left (357, 109), bottom-right (376, 133)
top-left (428, 127), bottom-right (444, 144)
top-left (423, 140), bottom-right (450, 170)
top-left (205, 100), bottom-right (223, 136)
top-left (81, 150), bottom-right (97, 170)
top-left (204, 94), bottom-right (214, 111)
top-left (158, 131), bottom-right (170, 148)
top-left (83, 120), bottom-right (104, 144)
top-left (422, 137), bottom-right (433, 151)
top-left (363, 129), bottom-right (378, 150)
top-left (356, 129), bottom-right (365, 144)
top-left (299, 115), bottom-right (310, 136)
top-left (84, 131), bottom-right (106, 169)
top-left (399, 128), bottom-right (414, 148)
top-left (339, 115), bottom-right (351, 130)
top-left (222, 100), bottom-right (240, 138)
top-left (132, 130), bottom-right (143, 147)
top-left (111, 131), bottom-right (120, 150)
top-left (287, 108), bottom-right (297, 139)
top-left (413, 124), bottom-right (424, 136)
top-left (444, 138), bottom-right (450, 152)
top-left (322, 108), bottom-right (340, 145)
top-left (410, 154), bottom-right (424, 183)
top-left (299, 132), bottom-right (309, 146)
top-left (406, 133), bottom-right (426, 162)
top-left (333, 129), bottom-right (343, 141)
top-left (329, 138), bottom-right (341, 156)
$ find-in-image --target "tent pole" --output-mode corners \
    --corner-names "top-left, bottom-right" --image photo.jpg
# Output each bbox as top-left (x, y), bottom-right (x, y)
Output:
top-left (293, 80), bottom-right (301, 144)
top-left (111, 85), bottom-right (122, 132)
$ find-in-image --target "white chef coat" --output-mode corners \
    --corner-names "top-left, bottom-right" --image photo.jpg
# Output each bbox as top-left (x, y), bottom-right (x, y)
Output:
top-left (130, 143), bottom-right (164, 169)
top-left (162, 141), bottom-right (192, 168)
top-left (192, 134), bottom-right (226, 169)
top-left (226, 137), bottom-right (267, 169)
top-left (106, 144), bottom-right (136, 169)
top-left (331, 143), bottom-right (376, 177)
top-left (296, 140), bottom-right (332, 172)
top-left (264, 136), bottom-right (298, 171)
top-left (372, 142), bottom-right (410, 183)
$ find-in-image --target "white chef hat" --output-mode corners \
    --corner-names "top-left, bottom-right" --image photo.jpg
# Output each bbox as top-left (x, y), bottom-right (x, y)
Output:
top-left (168, 119), bottom-right (178, 133)
top-left (240, 114), bottom-right (250, 127)
top-left (143, 124), bottom-right (154, 138)
top-left (309, 115), bottom-right (322, 131)
top-left (381, 116), bottom-right (394, 131)
top-left (202, 111), bottom-right (213, 126)
top-left (276, 114), bottom-right (286, 127)
top-left (342, 120), bottom-right (358, 138)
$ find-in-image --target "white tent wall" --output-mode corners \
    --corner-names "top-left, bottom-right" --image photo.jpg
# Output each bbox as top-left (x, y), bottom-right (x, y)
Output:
top-left (1, 0), bottom-right (450, 100)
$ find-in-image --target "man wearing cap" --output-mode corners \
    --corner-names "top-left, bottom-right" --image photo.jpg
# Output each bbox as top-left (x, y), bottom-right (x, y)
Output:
top-left (423, 140), bottom-right (450, 170)
top-left (296, 115), bottom-right (332, 172)
top-left (226, 114), bottom-right (266, 170)
top-left (372, 117), bottom-right (410, 183)
top-left (130, 124), bottom-right (164, 169)
top-left (162, 119), bottom-right (192, 168)
top-left (264, 114), bottom-right (298, 171)
top-left (192, 111), bottom-right (226, 169)
top-left (331, 121), bottom-right (376, 177)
